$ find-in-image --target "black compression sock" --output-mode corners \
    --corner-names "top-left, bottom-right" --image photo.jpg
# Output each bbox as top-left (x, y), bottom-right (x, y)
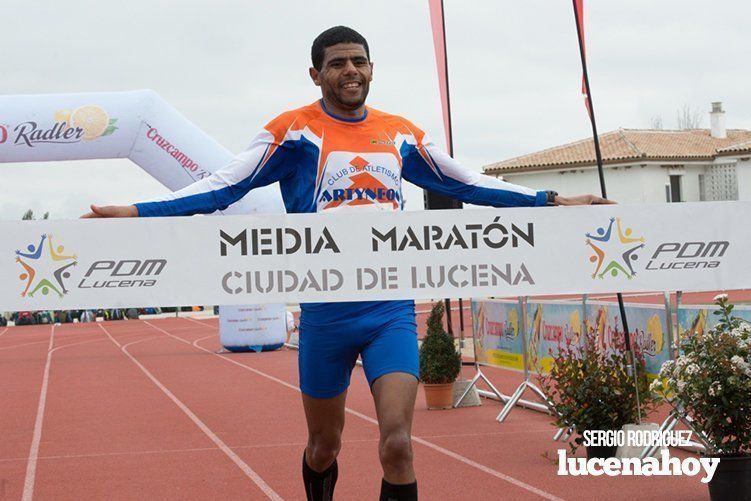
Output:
top-left (302, 450), bottom-right (338, 501)
top-left (379, 478), bottom-right (418, 501)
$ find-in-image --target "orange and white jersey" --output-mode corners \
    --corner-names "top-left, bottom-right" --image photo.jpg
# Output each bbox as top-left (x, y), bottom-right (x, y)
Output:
top-left (135, 100), bottom-right (547, 217)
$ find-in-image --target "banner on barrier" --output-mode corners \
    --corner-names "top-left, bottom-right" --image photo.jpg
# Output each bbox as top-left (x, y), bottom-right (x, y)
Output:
top-left (582, 302), bottom-right (671, 377)
top-left (3, 202), bottom-right (751, 310)
top-left (677, 305), bottom-right (751, 340)
top-left (526, 302), bottom-right (586, 374)
top-left (474, 299), bottom-right (675, 377)
top-left (472, 300), bottom-right (523, 370)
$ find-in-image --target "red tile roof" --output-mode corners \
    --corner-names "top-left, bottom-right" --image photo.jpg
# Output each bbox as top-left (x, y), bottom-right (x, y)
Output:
top-left (483, 129), bottom-right (751, 174)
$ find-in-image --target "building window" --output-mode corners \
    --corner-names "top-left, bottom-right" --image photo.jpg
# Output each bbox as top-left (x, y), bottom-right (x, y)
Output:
top-left (669, 175), bottom-right (682, 202)
top-left (701, 163), bottom-right (738, 201)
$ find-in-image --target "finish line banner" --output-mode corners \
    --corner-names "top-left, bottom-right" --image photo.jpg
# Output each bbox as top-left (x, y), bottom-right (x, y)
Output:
top-left (2, 202), bottom-right (749, 310)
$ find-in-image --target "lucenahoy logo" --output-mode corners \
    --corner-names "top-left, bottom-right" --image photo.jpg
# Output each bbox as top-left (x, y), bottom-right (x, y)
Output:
top-left (585, 217), bottom-right (645, 280)
top-left (16, 234), bottom-right (77, 298)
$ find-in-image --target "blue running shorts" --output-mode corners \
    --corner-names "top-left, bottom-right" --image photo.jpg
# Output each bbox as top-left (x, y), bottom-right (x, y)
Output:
top-left (298, 300), bottom-right (418, 399)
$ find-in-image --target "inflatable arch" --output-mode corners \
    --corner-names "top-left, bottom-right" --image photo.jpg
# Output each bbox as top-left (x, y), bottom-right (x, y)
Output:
top-left (0, 90), bottom-right (286, 351)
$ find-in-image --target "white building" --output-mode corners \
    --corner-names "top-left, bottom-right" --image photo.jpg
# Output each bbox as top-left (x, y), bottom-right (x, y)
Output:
top-left (483, 103), bottom-right (751, 203)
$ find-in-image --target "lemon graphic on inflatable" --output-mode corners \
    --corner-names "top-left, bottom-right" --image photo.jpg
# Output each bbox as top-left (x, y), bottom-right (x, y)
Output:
top-left (647, 314), bottom-right (663, 353)
top-left (70, 105), bottom-right (109, 140)
top-left (54, 109), bottom-right (72, 124)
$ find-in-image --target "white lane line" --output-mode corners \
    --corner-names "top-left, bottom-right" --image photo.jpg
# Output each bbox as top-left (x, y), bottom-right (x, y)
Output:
top-left (1, 437), bottom-right (382, 463)
top-left (193, 334), bottom-right (215, 349)
top-left (22, 325), bottom-right (55, 501)
top-left (20, 328), bottom-right (145, 500)
top-left (0, 330), bottom-right (109, 351)
top-left (0, 340), bottom-right (51, 352)
top-left (0, 327), bottom-right (8, 338)
top-left (170, 318), bottom-right (563, 501)
top-left (98, 323), bottom-right (282, 501)
top-left (145, 320), bottom-right (298, 392)
top-left (18, 329), bottom-right (171, 500)
top-left (413, 436), bottom-right (562, 500)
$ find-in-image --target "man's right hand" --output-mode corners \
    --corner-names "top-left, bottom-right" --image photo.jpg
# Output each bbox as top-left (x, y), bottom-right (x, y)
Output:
top-left (81, 205), bottom-right (139, 218)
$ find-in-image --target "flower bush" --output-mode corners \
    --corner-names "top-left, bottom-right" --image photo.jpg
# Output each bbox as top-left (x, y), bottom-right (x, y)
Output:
top-left (538, 326), bottom-right (657, 452)
top-left (652, 295), bottom-right (751, 456)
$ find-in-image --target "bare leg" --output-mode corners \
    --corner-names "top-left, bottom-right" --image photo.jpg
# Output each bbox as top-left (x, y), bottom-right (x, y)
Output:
top-left (372, 372), bottom-right (419, 484)
top-left (302, 390), bottom-right (347, 471)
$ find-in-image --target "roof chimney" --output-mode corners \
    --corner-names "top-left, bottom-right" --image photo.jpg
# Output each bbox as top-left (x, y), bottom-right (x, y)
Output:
top-left (710, 102), bottom-right (726, 139)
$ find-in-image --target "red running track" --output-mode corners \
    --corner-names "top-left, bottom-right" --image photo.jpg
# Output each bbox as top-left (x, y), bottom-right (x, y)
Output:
top-left (1, 318), bottom-right (710, 500)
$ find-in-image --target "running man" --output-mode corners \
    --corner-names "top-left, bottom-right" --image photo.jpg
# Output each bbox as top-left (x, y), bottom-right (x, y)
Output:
top-left (83, 26), bottom-right (612, 501)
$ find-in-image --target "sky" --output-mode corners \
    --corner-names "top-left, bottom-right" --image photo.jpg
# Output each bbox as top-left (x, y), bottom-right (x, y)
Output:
top-left (1, 0), bottom-right (749, 220)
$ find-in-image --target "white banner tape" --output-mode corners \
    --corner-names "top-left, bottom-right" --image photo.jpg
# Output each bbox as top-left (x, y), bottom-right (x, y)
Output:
top-left (3, 202), bottom-right (749, 310)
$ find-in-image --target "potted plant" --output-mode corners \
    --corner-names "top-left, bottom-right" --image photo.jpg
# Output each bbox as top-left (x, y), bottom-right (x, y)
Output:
top-left (419, 301), bottom-right (461, 409)
top-left (538, 326), bottom-right (657, 459)
top-left (652, 295), bottom-right (751, 501)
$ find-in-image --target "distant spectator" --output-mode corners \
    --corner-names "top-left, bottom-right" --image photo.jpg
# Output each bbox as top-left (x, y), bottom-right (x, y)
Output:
top-left (113, 309), bottom-right (124, 321)
top-left (105, 309), bottom-right (124, 321)
top-left (125, 308), bottom-right (139, 320)
top-left (16, 311), bottom-right (34, 326)
top-left (36, 311), bottom-right (53, 325)
top-left (79, 310), bottom-right (96, 323)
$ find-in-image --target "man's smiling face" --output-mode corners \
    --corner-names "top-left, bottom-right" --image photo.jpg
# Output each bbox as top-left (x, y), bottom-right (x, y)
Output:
top-left (310, 43), bottom-right (373, 115)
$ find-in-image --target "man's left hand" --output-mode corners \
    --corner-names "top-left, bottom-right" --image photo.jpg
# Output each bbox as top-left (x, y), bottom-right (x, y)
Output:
top-left (554, 194), bottom-right (615, 205)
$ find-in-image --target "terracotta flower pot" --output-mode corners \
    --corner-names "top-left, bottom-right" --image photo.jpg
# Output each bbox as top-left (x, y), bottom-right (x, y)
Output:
top-left (423, 383), bottom-right (454, 410)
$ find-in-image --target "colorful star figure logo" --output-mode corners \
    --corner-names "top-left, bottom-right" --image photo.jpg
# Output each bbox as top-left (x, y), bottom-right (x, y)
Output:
top-left (585, 218), bottom-right (645, 280)
top-left (16, 234), bottom-right (77, 298)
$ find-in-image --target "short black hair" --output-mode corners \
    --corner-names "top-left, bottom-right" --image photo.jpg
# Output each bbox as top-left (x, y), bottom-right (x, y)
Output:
top-left (311, 26), bottom-right (370, 71)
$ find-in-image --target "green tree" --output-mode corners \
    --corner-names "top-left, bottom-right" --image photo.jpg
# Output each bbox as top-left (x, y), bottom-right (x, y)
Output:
top-left (22, 210), bottom-right (49, 220)
top-left (419, 301), bottom-right (461, 384)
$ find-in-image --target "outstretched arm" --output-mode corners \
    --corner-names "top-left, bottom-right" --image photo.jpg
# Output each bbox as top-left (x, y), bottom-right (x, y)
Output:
top-left (81, 121), bottom-right (296, 218)
top-left (400, 133), bottom-right (612, 207)
top-left (82, 205), bottom-right (138, 218)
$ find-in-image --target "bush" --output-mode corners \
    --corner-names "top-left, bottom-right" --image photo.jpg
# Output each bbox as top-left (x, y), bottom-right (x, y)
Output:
top-left (538, 326), bottom-right (657, 452)
top-left (652, 295), bottom-right (751, 456)
top-left (419, 301), bottom-right (461, 385)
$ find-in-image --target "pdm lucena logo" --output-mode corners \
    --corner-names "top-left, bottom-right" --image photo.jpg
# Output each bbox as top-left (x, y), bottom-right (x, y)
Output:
top-left (15, 234), bottom-right (77, 298)
top-left (585, 217), bottom-right (645, 280)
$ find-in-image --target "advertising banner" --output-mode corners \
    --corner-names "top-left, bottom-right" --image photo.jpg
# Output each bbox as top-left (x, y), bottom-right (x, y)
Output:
top-left (583, 303), bottom-right (671, 377)
top-left (472, 300), bottom-right (523, 370)
top-left (677, 304), bottom-right (751, 340)
top-left (3, 202), bottom-right (750, 312)
top-left (0, 90), bottom-right (285, 347)
top-left (525, 302), bottom-right (585, 374)
top-left (473, 299), bottom-right (673, 377)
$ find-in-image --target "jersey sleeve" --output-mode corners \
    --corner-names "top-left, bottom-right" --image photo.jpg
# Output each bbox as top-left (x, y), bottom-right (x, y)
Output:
top-left (400, 130), bottom-right (547, 208)
top-left (134, 113), bottom-right (298, 217)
